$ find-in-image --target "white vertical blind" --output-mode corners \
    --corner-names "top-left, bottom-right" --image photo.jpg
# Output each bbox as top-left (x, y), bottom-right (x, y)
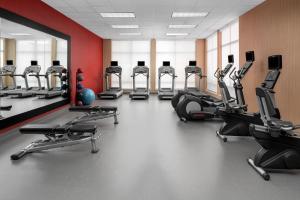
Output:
top-left (221, 20), bottom-right (239, 96)
top-left (0, 38), bottom-right (4, 68)
top-left (156, 40), bottom-right (195, 89)
top-left (16, 39), bottom-right (51, 88)
top-left (56, 39), bottom-right (68, 67)
top-left (206, 33), bottom-right (218, 93)
top-left (111, 40), bottom-right (150, 89)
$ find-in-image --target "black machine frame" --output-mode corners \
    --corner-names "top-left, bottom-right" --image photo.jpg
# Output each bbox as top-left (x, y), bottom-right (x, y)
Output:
top-left (0, 8), bottom-right (71, 129)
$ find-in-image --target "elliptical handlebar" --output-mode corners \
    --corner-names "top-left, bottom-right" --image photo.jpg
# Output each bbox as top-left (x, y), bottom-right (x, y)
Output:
top-left (229, 67), bottom-right (236, 81)
top-left (213, 68), bottom-right (220, 78)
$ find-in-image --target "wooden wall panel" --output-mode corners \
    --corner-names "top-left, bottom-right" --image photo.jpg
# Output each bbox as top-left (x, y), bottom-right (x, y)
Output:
top-left (195, 39), bottom-right (206, 91)
top-left (239, 0), bottom-right (300, 123)
top-left (102, 39), bottom-right (111, 89)
top-left (150, 39), bottom-right (156, 93)
top-left (4, 39), bottom-right (16, 86)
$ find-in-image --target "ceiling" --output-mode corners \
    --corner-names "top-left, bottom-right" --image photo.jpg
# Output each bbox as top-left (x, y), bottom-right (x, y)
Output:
top-left (0, 18), bottom-right (56, 40)
top-left (42, 0), bottom-right (265, 40)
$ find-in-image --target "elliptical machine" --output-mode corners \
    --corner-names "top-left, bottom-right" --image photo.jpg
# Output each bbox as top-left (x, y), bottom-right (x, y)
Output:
top-left (129, 61), bottom-right (150, 100)
top-left (158, 61), bottom-right (177, 100)
top-left (175, 55), bottom-right (235, 121)
top-left (247, 55), bottom-right (300, 181)
top-left (171, 61), bottom-right (207, 108)
top-left (216, 51), bottom-right (262, 142)
top-left (98, 61), bottom-right (123, 99)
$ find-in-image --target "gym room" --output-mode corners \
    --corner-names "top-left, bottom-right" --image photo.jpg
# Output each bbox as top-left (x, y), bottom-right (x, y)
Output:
top-left (0, 0), bottom-right (299, 199)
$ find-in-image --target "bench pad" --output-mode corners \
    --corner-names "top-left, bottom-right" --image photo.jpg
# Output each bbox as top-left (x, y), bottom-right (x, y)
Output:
top-left (69, 106), bottom-right (117, 112)
top-left (20, 124), bottom-right (60, 133)
top-left (69, 124), bottom-right (97, 133)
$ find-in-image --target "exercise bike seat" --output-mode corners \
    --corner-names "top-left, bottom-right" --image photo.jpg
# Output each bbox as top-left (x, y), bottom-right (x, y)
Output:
top-left (20, 124), bottom-right (60, 134)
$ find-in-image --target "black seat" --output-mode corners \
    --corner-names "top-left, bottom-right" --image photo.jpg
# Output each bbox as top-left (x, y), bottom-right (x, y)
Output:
top-left (20, 124), bottom-right (59, 134)
top-left (69, 124), bottom-right (97, 133)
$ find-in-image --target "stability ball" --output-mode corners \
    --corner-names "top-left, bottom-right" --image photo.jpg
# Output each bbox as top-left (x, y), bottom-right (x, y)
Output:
top-left (80, 88), bottom-right (95, 105)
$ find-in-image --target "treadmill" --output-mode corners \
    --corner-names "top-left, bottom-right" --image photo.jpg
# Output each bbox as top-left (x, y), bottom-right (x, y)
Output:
top-left (5, 60), bottom-right (42, 98)
top-left (0, 60), bottom-right (18, 97)
top-left (98, 61), bottom-right (123, 99)
top-left (129, 61), bottom-right (150, 100)
top-left (36, 60), bottom-right (65, 99)
top-left (184, 61), bottom-right (206, 95)
top-left (158, 61), bottom-right (176, 100)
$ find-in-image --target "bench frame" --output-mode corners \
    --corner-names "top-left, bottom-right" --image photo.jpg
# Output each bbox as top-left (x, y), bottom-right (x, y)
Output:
top-left (11, 126), bottom-right (99, 160)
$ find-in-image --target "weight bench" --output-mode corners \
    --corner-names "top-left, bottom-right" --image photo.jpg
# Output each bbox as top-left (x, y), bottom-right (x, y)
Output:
top-left (11, 123), bottom-right (99, 160)
top-left (69, 105), bottom-right (118, 124)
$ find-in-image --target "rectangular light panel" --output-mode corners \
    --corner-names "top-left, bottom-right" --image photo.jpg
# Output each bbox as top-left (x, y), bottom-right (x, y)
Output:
top-left (172, 12), bottom-right (208, 18)
top-left (100, 12), bottom-right (135, 18)
top-left (169, 24), bottom-right (197, 29)
top-left (166, 33), bottom-right (189, 36)
top-left (120, 33), bottom-right (142, 36)
top-left (112, 25), bottom-right (139, 29)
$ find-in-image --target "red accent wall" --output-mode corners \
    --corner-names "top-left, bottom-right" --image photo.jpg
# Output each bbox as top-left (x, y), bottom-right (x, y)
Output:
top-left (0, 0), bottom-right (103, 102)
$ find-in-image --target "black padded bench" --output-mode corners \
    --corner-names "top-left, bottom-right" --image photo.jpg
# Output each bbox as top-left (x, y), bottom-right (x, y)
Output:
top-left (69, 106), bottom-right (117, 112)
top-left (19, 124), bottom-right (97, 134)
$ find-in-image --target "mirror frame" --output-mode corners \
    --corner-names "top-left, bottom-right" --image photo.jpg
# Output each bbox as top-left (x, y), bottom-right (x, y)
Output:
top-left (0, 8), bottom-right (71, 129)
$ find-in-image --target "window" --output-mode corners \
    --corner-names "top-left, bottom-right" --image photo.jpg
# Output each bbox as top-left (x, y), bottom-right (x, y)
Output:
top-left (221, 20), bottom-right (239, 96)
top-left (0, 38), bottom-right (4, 68)
top-left (206, 33), bottom-right (218, 93)
top-left (56, 39), bottom-right (68, 67)
top-left (16, 39), bottom-right (51, 88)
top-left (111, 40), bottom-right (150, 89)
top-left (156, 40), bottom-right (195, 89)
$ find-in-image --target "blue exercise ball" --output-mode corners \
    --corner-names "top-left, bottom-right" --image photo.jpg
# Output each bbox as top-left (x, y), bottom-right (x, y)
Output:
top-left (80, 88), bottom-right (95, 105)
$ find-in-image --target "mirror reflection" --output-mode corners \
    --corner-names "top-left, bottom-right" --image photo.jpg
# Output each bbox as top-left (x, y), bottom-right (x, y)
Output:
top-left (0, 18), bottom-right (69, 122)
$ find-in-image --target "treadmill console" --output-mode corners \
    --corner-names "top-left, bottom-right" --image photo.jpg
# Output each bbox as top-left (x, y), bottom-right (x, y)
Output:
top-left (185, 66), bottom-right (202, 75)
top-left (6, 60), bottom-right (14, 65)
top-left (159, 65), bottom-right (174, 75)
top-left (189, 61), bottom-right (197, 66)
top-left (25, 61), bottom-right (41, 74)
top-left (1, 60), bottom-right (16, 73)
top-left (52, 60), bottom-right (61, 66)
top-left (133, 66), bottom-right (149, 74)
top-left (31, 60), bottom-right (38, 66)
top-left (106, 66), bottom-right (122, 74)
top-left (111, 61), bottom-right (118, 66)
top-left (163, 61), bottom-right (170, 66)
top-left (137, 61), bottom-right (145, 66)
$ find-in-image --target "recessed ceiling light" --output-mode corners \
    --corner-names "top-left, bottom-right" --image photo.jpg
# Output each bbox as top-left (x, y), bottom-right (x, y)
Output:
top-left (112, 25), bottom-right (139, 29)
top-left (100, 12), bottom-right (135, 18)
top-left (9, 33), bottom-right (31, 36)
top-left (169, 24), bottom-right (197, 29)
top-left (166, 33), bottom-right (189, 36)
top-left (172, 12), bottom-right (208, 18)
top-left (120, 33), bottom-right (141, 36)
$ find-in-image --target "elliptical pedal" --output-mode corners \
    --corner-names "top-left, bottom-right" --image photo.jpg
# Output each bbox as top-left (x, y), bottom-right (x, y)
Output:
top-left (247, 158), bottom-right (270, 181)
top-left (216, 131), bottom-right (228, 142)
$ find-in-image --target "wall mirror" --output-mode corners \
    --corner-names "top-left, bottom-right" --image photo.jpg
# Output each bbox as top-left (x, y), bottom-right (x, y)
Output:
top-left (0, 9), bottom-right (70, 129)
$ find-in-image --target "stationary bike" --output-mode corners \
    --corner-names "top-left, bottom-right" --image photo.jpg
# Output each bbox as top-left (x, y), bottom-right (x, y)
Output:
top-left (247, 55), bottom-right (300, 180)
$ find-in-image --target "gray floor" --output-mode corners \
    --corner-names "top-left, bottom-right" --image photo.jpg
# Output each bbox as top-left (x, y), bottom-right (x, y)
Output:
top-left (0, 95), bottom-right (300, 200)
